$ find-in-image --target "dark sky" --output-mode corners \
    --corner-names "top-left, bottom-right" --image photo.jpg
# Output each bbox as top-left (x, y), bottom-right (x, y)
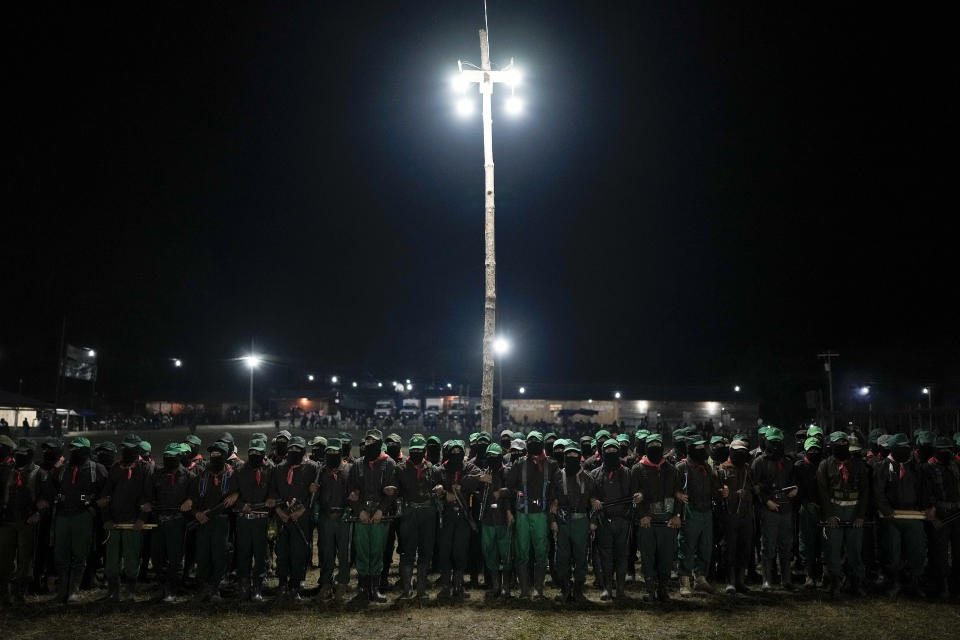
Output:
top-left (5, 2), bottom-right (955, 409)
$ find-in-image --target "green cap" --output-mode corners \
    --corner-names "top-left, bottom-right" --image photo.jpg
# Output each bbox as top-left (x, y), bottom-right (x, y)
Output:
top-left (580, 434), bottom-right (594, 444)
top-left (764, 428), bottom-right (784, 441)
top-left (70, 437), bottom-right (91, 449)
top-left (710, 435), bottom-right (728, 445)
top-left (758, 425), bottom-right (771, 436)
top-left (595, 429), bottom-right (611, 442)
top-left (251, 432), bottom-right (268, 442)
top-left (208, 441), bottom-right (229, 455)
top-left (829, 431), bottom-right (849, 443)
top-left (248, 439), bottom-right (267, 453)
top-left (163, 442), bottom-right (183, 457)
top-left (645, 433), bottom-right (663, 444)
top-left (803, 437), bottom-right (822, 452)
top-left (477, 432), bottom-right (492, 443)
top-left (635, 429), bottom-right (650, 440)
top-left (468, 432), bottom-right (480, 444)
top-left (867, 428), bottom-right (885, 445)
top-left (887, 433), bottom-right (909, 448)
top-left (806, 425), bottom-right (824, 437)
top-left (385, 433), bottom-right (401, 445)
top-left (365, 429), bottom-right (383, 441)
top-left (325, 438), bottom-right (341, 453)
top-left (95, 441), bottom-right (117, 452)
top-left (486, 443), bottom-right (503, 456)
top-left (139, 441), bottom-right (152, 453)
top-left (288, 436), bottom-right (306, 449)
top-left (119, 439), bottom-right (139, 449)
top-left (732, 433), bottom-right (748, 442)
top-left (308, 436), bottom-right (328, 448)
top-left (121, 433), bottom-right (142, 446)
top-left (526, 431), bottom-right (544, 442)
top-left (849, 434), bottom-right (863, 452)
top-left (602, 438), bottom-right (620, 451)
top-left (445, 440), bottom-right (465, 452)
top-left (0, 435), bottom-right (16, 449)
top-left (553, 438), bottom-right (568, 450)
top-left (408, 435), bottom-right (427, 451)
top-left (563, 442), bottom-right (581, 455)
top-left (544, 432), bottom-right (558, 443)
top-left (953, 432), bottom-right (960, 446)
top-left (338, 432), bottom-right (353, 444)
top-left (689, 437), bottom-right (707, 446)
top-left (671, 428), bottom-right (688, 442)
top-left (934, 436), bottom-right (953, 450)
top-left (184, 435), bottom-right (202, 446)
top-left (915, 431), bottom-right (934, 445)
top-left (877, 434), bottom-right (891, 449)
top-left (13, 439), bottom-right (33, 453)
top-left (616, 433), bottom-right (630, 444)
top-left (427, 435), bottom-right (442, 446)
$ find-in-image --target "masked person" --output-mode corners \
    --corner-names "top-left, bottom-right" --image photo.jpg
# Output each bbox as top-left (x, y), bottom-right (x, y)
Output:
top-left (506, 431), bottom-right (557, 598)
top-left (549, 441), bottom-right (593, 602)
top-left (392, 435), bottom-right (440, 599)
top-left (583, 429), bottom-right (610, 472)
top-left (308, 436), bottom-right (327, 464)
top-left (33, 438), bottom-right (64, 595)
top-left (922, 436), bottom-right (960, 599)
top-left (667, 430), bottom-right (689, 465)
top-left (631, 434), bottom-right (683, 601)
top-left (816, 432), bottom-right (869, 595)
top-left (96, 438), bottom-right (152, 602)
top-left (433, 440), bottom-right (484, 600)
top-left (185, 441), bottom-right (238, 602)
top-left (146, 443), bottom-right (193, 603)
top-left (499, 429), bottom-right (514, 455)
top-left (477, 443), bottom-right (513, 598)
top-left (676, 437), bottom-right (722, 596)
top-left (347, 429), bottom-right (397, 602)
top-left (718, 440), bottom-right (754, 594)
top-left (579, 435), bottom-right (595, 461)
top-left (233, 439), bottom-right (274, 602)
top-left (53, 437), bottom-right (108, 604)
top-left (313, 438), bottom-right (352, 600)
top-left (0, 440), bottom-right (54, 606)
top-left (873, 433), bottom-right (932, 597)
top-left (794, 436), bottom-right (825, 588)
top-left (426, 435), bottom-right (443, 465)
top-left (267, 436), bottom-right (316, 600)
top-left (270, 431), bottom-right (291, 466)
top-left (751, 427), bottom-right (797, 591)
top-left (380, 433), bottom-right (404, 590)
top-left (81, 441), bottom-right (117, 590)
top-left (181, 435), bottom-right (205, 473)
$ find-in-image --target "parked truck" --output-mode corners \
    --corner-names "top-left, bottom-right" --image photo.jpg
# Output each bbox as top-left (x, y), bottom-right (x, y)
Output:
top-left (399, 398), bottom-right (421, 420)
top-left (374, 398), bottom-right (396, 420)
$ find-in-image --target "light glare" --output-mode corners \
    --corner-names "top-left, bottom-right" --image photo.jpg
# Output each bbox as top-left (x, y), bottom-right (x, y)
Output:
top-left (456, 97), bottom-right (474, 116)
top-left (505, 96), bottom-right (523, 115)
top-left (493, 337), bottom-right (511, 356)
top-left (243, 355), bottom-right (261, 369)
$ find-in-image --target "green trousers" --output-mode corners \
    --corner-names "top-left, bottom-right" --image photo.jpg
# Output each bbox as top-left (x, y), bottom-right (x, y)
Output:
top-left (55, 512), bottom-right (93, 574)
top-left (318, 515), bottom-right (351, 586)
top-left (0, 520), bottom-right (35, 582)
top-left (880, 518), bottom-right (925, 578)
top-left (398, 506), bottom-right (437, 569)
top-left (150, 517), bottom-right (185, 588)
top-left (481, 523), bottom-right (512, 573)
top-left (105, 528), bottom-right (142, 580)
top-left (797, 504), bottom-right (825, 579)
top-left (354, 521), bottom-right (388, 576)
top-left (638, 516), bottom-right (677, 582)
top-left (825, 504), bottom-right (863, 579)
top-left (195, 515), bottom-right (230, 588)
top-left (276, 517), bottom-right (310, 582)
top-left (555, 518), bottom-right (589, 583)
top-left (514, 511), bottom-right (548, 568)
top-left (678, 507), bottom-right (713, 577)
top-left (235, 517), bottom-right (268, 580)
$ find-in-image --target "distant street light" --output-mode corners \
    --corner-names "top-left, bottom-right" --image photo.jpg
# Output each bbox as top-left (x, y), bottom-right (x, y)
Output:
top-left (922, 386), bottom-right (933, 418)
top-left (922, 387), bottom-right (930, 395)
top-left (859, 386), bottom-right (870, 396)
top-left (352, 381), bottom-right (358, 388)
top-left (734, 385), bottom-right (741, 393)
top-left (492, 337), bottom-right (511, 427)
top-left (243, 353), bottom-right (261, 423)
top-left (519, 386), bottom-right (525, 394)
top-left (87, 349), bottom-right (96, 358)
top-left (331, 375), bottom-right (338, 384)
top-left (406, 383), bottom-right (413, 391)
top-left (378, 382), bottom-right (383, 388)
top-left (614, 391), bottom-right (621, 399)
top-left (307, 374), bottom-right (315, 382)
top-left (454, 25), bottom-right (523, 435)
top-left (173, 359), bottom-right (182, 368)
top-left (447, 382), bottom-right (453, 389)
top-left (405, 379), bottom-right (411, 384)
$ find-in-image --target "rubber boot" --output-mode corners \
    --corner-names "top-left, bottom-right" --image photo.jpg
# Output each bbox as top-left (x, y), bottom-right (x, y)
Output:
top-left (415, 565), bottom-right (428, 599)
top-left (735, 568), bottom-right (751, 594)
top-left (599, 576), bottom-right (613, 601)
top-left (119, 577), bottom-right (136, 602)
top-left (724, 568), bottom-right (736, 595)
top-left (533, 565), bottom-right (546, 599)
top-left (289, 577), bottom-right (302, 602)
top-left (251, 578), bottom-right (264, 603)
top-left (695, 575), bottom-right (716, 594)
top-left (573, 580), bottom-right (587, 603)
top-left (656, 579), bottom-right (670, 602)
top-left (370, 575), bottom-right (387, 603)
top-left (399, 565), bottom-right (414, 599)
top-left (103, 576), bottom-right (120, 602)
top-left (486, 570), bottom-right (501, 599)
top-left (780, 555), bottom-right (794, 591)
top-left (239, 576), bottom-right (250, 601)
top-left (500, 570), bottom-right (512, 598)
top-left (517, 567), bottom-right (531, 599)
top-left (679, 575), bottom-right (693, 597)
top-left (453, 570), bottom-right (467, 599)
top-left (67, 571), bottom-right (82, 604)
top-left (352, 575), bottom-right (369, 602)
top-left (436, 570), bottom-right (451, 600)
top-left (554, 580), bottom-right (569, 602)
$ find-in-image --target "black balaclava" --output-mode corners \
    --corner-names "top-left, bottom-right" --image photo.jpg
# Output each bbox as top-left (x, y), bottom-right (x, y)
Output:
top-left (553, 447), bottom-right (565, 466)
top-left (581, 441), bottom-right (593, 458)
top-left (43, 446), bottom-right (61, 466)
top-left (188, 443), bottom-right (201, 456)
top-left (121, 446), bottom-right (139, 464)
top-left (603, 447), bottom-right (620, 470)
top-left (730, 448), bottom-right (750, 466)
top-left (917, 442), bottom-right (935, 462)
top-left (426, 443), bottom-right (442, 464)
top-left (487, 454), bottom-right (503, 471)
top-left (619, 443), bottom-right (629, 459)
top-left (341, 441), bottom-right (352, 460)
top-left (475, 442), bottom-right (488, 461)
top-left (891, 445), bottom-right (912, 464)
top-left (527, 440), bottom-right (544, 456)
top-left (500, 436), bottom-right (512, 451)
top-left (15, 449), bottom-right (34, 468)
top-left (325, 452), bottom-right (342, 469)
top-left (711, 444), bottom-right (729, 464)
top-left (635, 439), bottom-right (647, 457)
top-left (163, 455), bottom-right (179, 471)
top-left (275, 438), bottom-right (289, 458)
top-left (208, 452), bottom-right (225, 472)
top-left (468, 443), bottom-right (480, 460)
top-left (0, 444), bottom-right (12, 461)
top-left (446, 447), bottom-right (465, 472)
top-left (386, 442), bottom-right (402, 462)
top-left (287, 448), bottom-right (305, 465)
top-left (765, 439), bottom-right (784, 459)
top-left (408, 449), bottom-right (425, 465)
top-left (936, 448), bottom-right (952, 465)
top-left (832, 441), bottom-right (850, 461)
top-left (248, 452), bottom-right (264, 468)
top-left (97, 449), bottom-right (116, 468)
top-left (564, 453), bottom-right (581, 474)
top-left (364, 439), bottom-right (381, 462)
top-left (646, 443), bottom-right (664, 464)
top-left (805, 448), bottom-right (823, 467)
top-left (179, 450), bottom-right (193, 467)
top-left (689, 444), bottom-right (708, 464)
top-left (673, 440), bottom-right (688, 460)
top-left (70, 447), bottom-right (90, 466)
top-left (310, 447), bottom-right (323, 462)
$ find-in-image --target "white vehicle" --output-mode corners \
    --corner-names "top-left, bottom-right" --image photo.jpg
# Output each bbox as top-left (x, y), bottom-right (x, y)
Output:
top-left (424, 397), bottom-right (443, 421)
top-left (448, 400), bottom-right (467, 419)
top-left (400, 398), bottom-right (421, 420)
top-left (374, 399), bottom-right (395, 419)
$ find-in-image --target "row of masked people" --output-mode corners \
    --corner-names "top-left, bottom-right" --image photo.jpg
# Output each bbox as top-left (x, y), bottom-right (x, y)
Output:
top-left (1, 423), bottom-right (958, 607)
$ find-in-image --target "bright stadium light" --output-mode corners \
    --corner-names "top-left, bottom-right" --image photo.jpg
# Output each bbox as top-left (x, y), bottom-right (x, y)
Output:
top-left (456, 97), bottom-right (474, 116)
top-left (352, 381), bottom-right (358, 388)
top-left (447, 382), bottom-right (453, 389)
top-left (493, 337), bottom-right (511, 356)
top-left (87, 349), bottom-right (96, 357)
top-left (734, 385), bottom-right (741, 392)
top-left (922, 387), bottom-right (930, 395)
top-left (307, 374), bottom-right (314, 381)
top-left (505, 95), bottom-right (523, 115)
top-left (377, 382), bottom-right (383, 388)
top-left (519, 386), bottom-right (526, 394)
top-left (406, 383), bottom-right (413, 391)
top-left (331, 375), bottom-right (338, 384)
top-left (859, 386), bottom-right (870, 396)
top-left (173, 359), bottom-right (182, 368)
top-left (614, 391), bottom-right (621, 399)
top-left (243, 355), bottom-right (261, 369)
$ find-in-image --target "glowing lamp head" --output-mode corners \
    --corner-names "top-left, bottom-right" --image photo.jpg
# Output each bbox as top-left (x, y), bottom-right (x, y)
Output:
top-left (859, 386), bottom-right (870, 396)
top-left (307, 374), bottom-right (314, 381)
top-left (456, 97), bottom-right (474, 117)
top-left (493, 337), bottom-right (511, 356)
top-left (734, 385), bottom-right (741, 392)
top-left (922, 387), bottom-right (930, 395)
top-left (243, 355), bottom-right (261, 369)
top-left (614, 391), bottom-right (621, 399)
top-left (519, 386), bottom-right (526, 394)
top-left (87, 349), bottom-right (96, 358)
top-left (173, 359), bottom-right (182, 368)
top-left (505, 96), bottom-right (524, 116)
top-left (331, 376), bottom-right (338, 384)
top-left (352, 381), bottom-right (358, 388)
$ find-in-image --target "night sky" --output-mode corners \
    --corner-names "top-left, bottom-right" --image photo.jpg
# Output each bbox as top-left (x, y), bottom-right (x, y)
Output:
top-left (5, 2), bottom-right (955, 412)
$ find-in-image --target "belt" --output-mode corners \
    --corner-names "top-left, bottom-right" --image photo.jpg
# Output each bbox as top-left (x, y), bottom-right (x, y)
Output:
top-left (570, 512), bottom-right (588, 520)
top-left (241, 512), bottom-right (269, 520)
top-left (157, 513), bottom-right (183, 524)
top-left (937, 502), bottom-right (960, 510)
top-left (831, 499), bottom-right (858, 507)
top-left (407, 501), bottom-right (433, 508)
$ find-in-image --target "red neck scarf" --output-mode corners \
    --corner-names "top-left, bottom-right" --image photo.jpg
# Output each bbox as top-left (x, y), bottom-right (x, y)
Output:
top-left (120, 457), bottom-right (141, 480)
top-left (640, 455), bottom-right (665, 471)
top-left (887, 454), bottom-right (906, 479)
top-left (15, 470), bottom-right (24, 487)
top-left (367, 452), bottom-right (388, 469)
top-left (684, 457), bottom-right (708, 476)
top-left (837, 461), bottom-right (849, 483)
top-left (286, 464), bottom-right (300, 485)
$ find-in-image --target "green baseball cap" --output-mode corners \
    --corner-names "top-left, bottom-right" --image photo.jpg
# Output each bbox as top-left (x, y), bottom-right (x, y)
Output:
top-left (764, 428), bottom-right (784, 441)
top-left (477, 432), bottom-right (492, 443)
top-left (803, 437), bottom-right (822, 452)
top-left (445, 439), bottom-right (465, 452)
top-left (595, 429), bottom-right (611, 442)
top-left (208, 441), bottom-right (229, 455)
top-left (867, 428), bottom-right (885, 445)
top-left (526, 431), bottom-right (543, 442)
top-left (184, 435), bottom-right (202, 446)
top-left (288, 436), bottom-right (306, 449)
top-left (95, 441), bottom-right (117, 453)
top-left (325, 438), bottom-right (341, 453)
top-left (468, 432), bottom-right (480, 444)
top-left (645, 433), bottom-right (663, 444)
top-left (364, 429), bottom-right (383, 441)
top-left (338, 432), bottom-right (353, 443)
top-left (829, 431), bottom-right (849, 443)
top-left (427, 435), bottom-right (442, 446)
top-left (544, 432), bottom-right (558, 443)
top-left (806, 425), bottom-right (824, 437)
top-left (616, 433), bottom-right (630, 444)
top-left (485, 442), bottom-right (503, 456)
top-left (953, 432), bottom-right (960, 446)
top-left (710, 435), bottom-right (728, 445)
top-left (563, 442), bottom-right (581, 455)
top-left (251, 432), bottom-right (268, 442)
top-left (635, 429), bottom-right (650, 440)
top-left (887, 433), bottom-right (909, 448)
top-left (602, 438), bottom-right (620, 451)
top-left (385, 433), bottom-right (401, 445)
top-left (248, 439), bottom-right (267, 453)
top-left (758, 425), bottom-right (771, 436)
top-left (163, 442), bottom-right (183, 457)
top-left (70, 437), bottom-right (91, 449)
top-left (915, 431), bottom-right (934, 445)
top-left (408, 435), bottom-right (427, 451)
top-left (0, 435), bottom-right (16, 449)
top-left (139, 441), bottom-right (152, 453)
top-left (934, 436), bottom-right (953, 450)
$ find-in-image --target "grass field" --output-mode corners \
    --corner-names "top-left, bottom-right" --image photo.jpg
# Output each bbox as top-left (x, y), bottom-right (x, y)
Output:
top-left (5, 422), bottom-right (958, 639)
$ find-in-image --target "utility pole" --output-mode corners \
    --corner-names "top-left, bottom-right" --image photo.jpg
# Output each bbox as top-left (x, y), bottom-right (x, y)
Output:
top-left (456, 27), bottom-right (519, 435)
top-left (817, 351), bottom-right (839, 427)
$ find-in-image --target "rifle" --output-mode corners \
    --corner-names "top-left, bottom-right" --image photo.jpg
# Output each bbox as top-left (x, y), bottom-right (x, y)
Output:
top-left (818, 520), bottom-right (876, 528)
top-left (113, 523), bottom-right (158, 530)
top-left (185, 499), bottom-right (230, 532)
top-left (935, 510), bottom-right (960, 527)
top-left (477, 481), bottom-right (491, 523)
top-left (890, 509), bottom-right (926, 520)
top-left (452, 485), bottom-right (478, 532)
top-left (773, 485), bottom-right (799, 501)
top-left (345, 515), bottom-right (397, 523)
top-left (278, 498), bottom-right (312, 549)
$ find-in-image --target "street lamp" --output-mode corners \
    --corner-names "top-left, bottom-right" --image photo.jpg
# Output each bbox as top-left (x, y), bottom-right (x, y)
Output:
top-left (859, 386), bottom-right (870, 396)
top-left (87, 349), bottom-right (96, 358)
top-left (243, 354), bottom-right (261, 423)
top-left (352, 381), bottom-right (358, 388)
top-left (922, 386), bottom-right (933, 423)
top-left (173, 359), bottom-right (182, 368)
top-left (614, 391), bottom-right (621, 399)
top-left (331, 375), bottom-right (338, 384)
top-left (519, 386), bottom-right (525, 395)
top-left (447, 382), bottom-right (453, 390)
top-left (307, 374), bottom-right (314, 382)
top-left (734, 385), bottom-right (741, 393)
top-left (454, 25), bottom-right (523, 435)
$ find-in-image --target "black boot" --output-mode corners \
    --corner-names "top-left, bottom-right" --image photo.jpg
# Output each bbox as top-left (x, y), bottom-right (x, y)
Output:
top-left (518, 567), bottom-right (531, 598)
top-left (554, 580), bottom-right (569, 602)
top-left (615, 569), bottom-right (628, 600)
top-left (415, 565), bottom-right (428, 599)
top-left (735, 568), bottom-right (751, 594)
top-left (780, 555), bottom-right (794, 591)
top-left (289, 577), bottom-right (302, 602)
top-left (239, 576), bottom-right (251, 601)
top-left (399, 565), bottom-right (414, 599)
top-left (500, 570), bottom-right (512, 598)
top-left (437, 571), bottom-right (452, 600)
top-left (487, 571), bottom-right (502, 599)
top-left (369, 575), bottom-right (387, 603)
top-left (573, 580), bottom-right (587, 603)
top-left (353, 576), bottom-right (369, 602)
top-left (251, 578), bottom-right (264, 603)
top-left (67, 571), bottom-right (82, 604)
top-left (533, 565), bottom-right (546, 599)
top-left (453, 570), bottom-right (469, 599)
top-left (120, 577), bottom-right (136, 602)
top-left (656, 579), bottom-right (670, 601)
top-left (103, 576), bottom-right (120, 602)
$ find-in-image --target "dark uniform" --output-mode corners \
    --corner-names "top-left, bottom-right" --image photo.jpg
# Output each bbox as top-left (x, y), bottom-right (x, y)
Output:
top-left (53, 438), bottom-right (108, 603)
top-left (434, 440), bottom-right (482, 599)
top-left (393, 435), bottom-right (440, 598)
top-left (478, 443), bottom-right (513, 598)
top-left (751, 429), bottom-right (797, 590)
top-left (794, 438), bottom-right (824, 586)
top-left (100, 442), bottom-right (153, 601)
top-left (676, 439), bottom-right (722, 594)
top-left (149, 443), bottom-right (193, 603)
top-left (234, 439), bottom-right (273, 601)
top-left (549, 442), bottom-right (593, 601)
top-left (718, 441), bottom-right (754, 592)
top-left (187, 441), bottom-right (235, 601)
top-left (0, 441), bottom-right (54, 605)
top-left (270, 436), bottom-right (318, 599)
top-left (631, 435), bottom-right (682, 601)
top-left (314, 438), bottom-right (352, 599)
top-left (922, 437), bottom-right (959, 597)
